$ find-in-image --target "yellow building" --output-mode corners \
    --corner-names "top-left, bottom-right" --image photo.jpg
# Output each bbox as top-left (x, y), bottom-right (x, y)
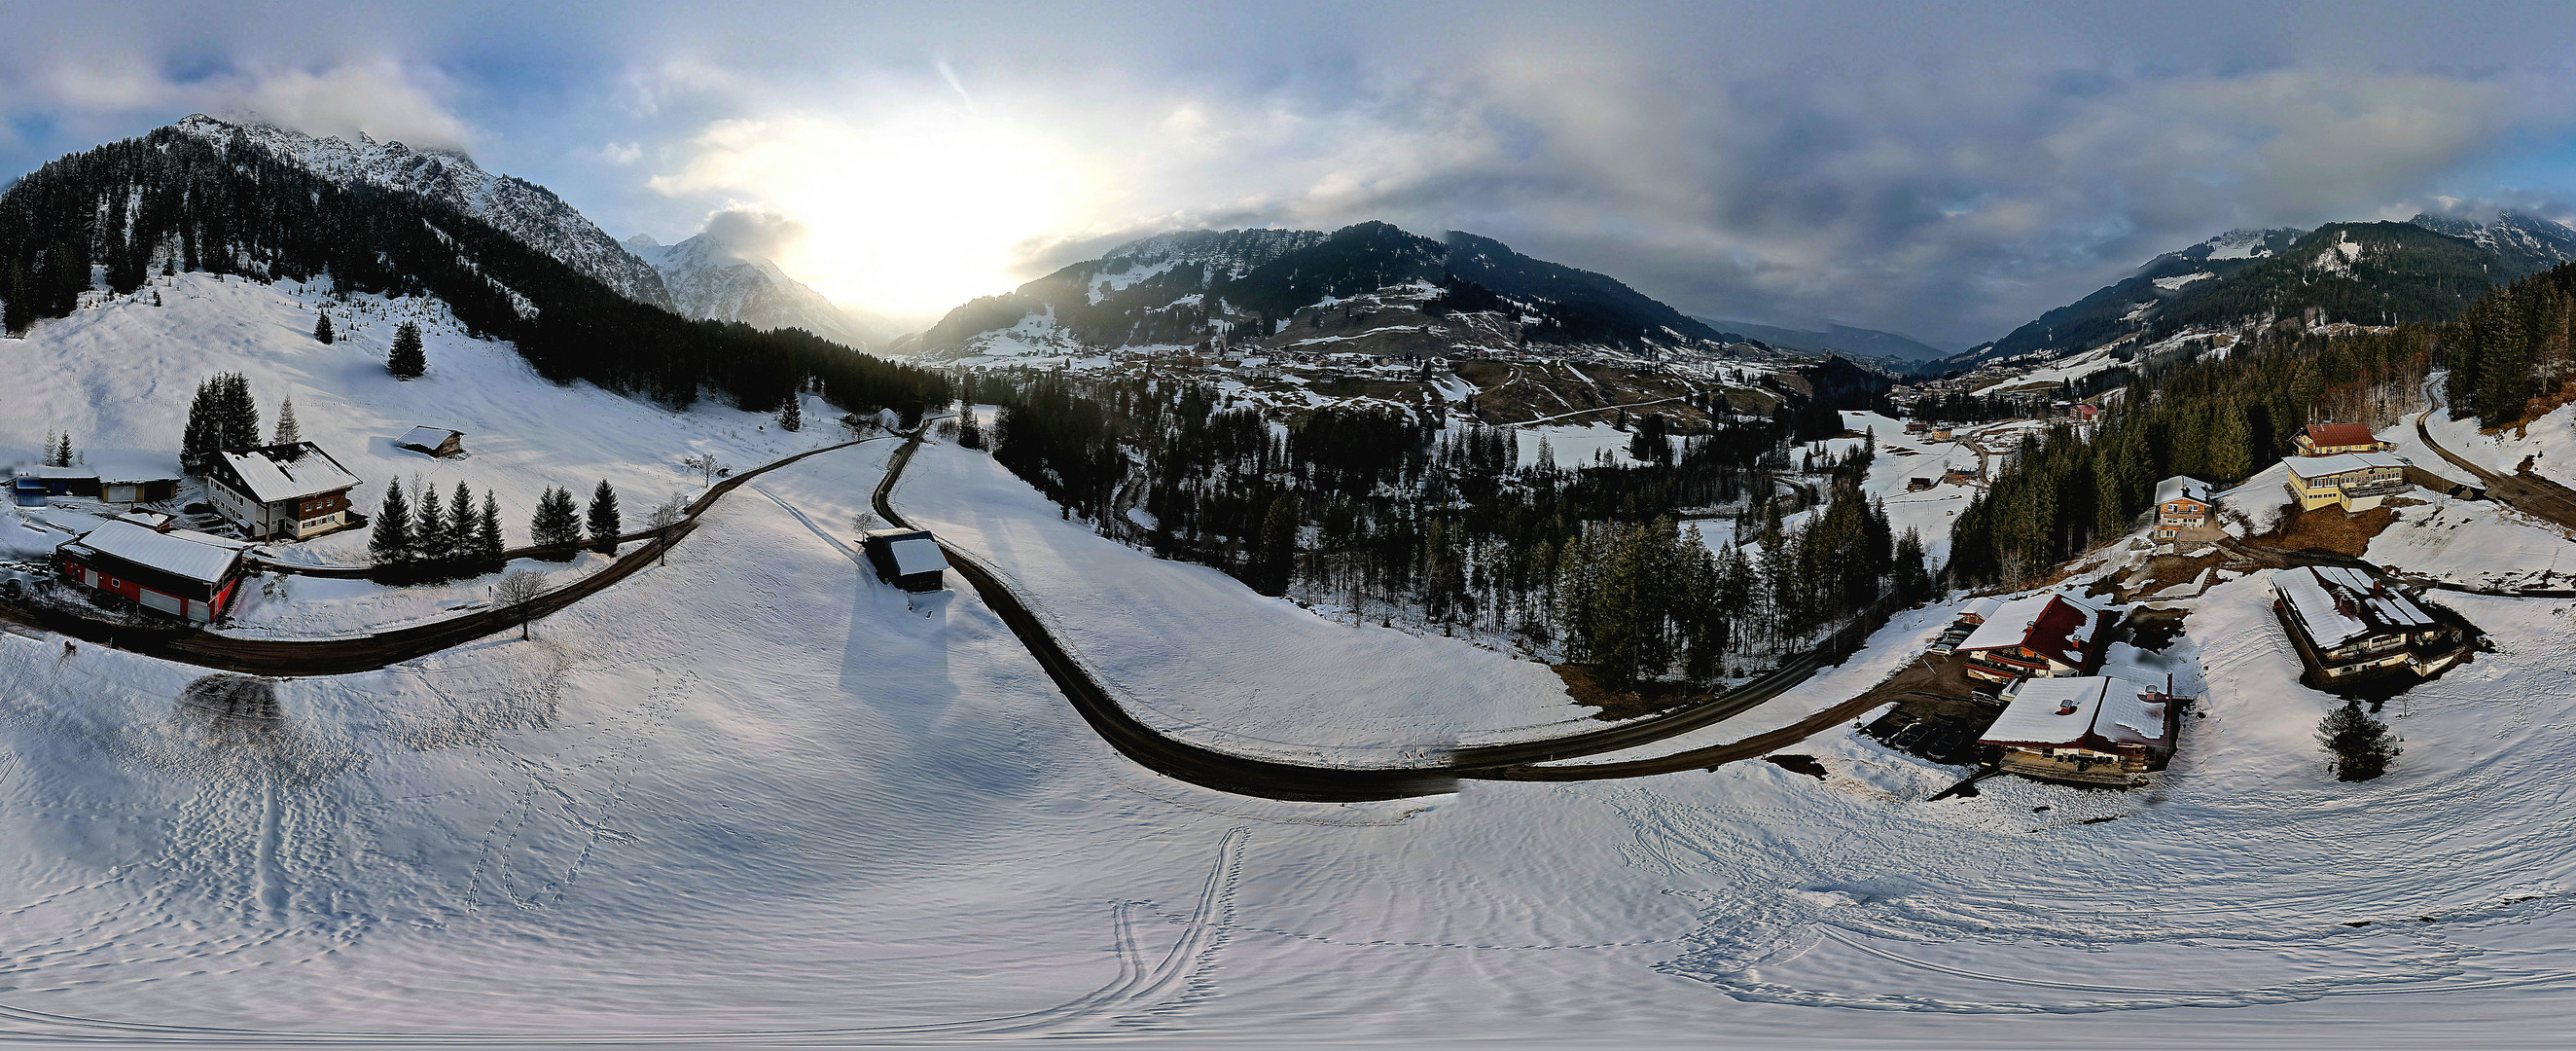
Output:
top-left (2283, 452), bottom-right (2408, 513)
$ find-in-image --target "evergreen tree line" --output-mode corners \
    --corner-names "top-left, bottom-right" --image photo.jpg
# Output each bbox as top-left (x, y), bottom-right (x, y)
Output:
top-left (367, 478), bottom-right (622, 581)
top-left (0, 126), bottom-right (950, 423)
top-left (2442, 260), bottom-right (2576, 429)
top-left (966, 367), bottom-right (1924, 685)
top-left (369, 477), bottom-right (507, 582)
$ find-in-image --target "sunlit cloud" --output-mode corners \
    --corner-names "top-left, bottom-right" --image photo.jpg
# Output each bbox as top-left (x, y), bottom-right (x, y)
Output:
top-left (649, 109), bottom-right (1093, 319)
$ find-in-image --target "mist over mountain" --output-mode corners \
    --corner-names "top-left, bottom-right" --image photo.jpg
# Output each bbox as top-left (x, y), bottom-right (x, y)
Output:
top-left (1693, 317), bottom-right (1951, 361)
top-left (626, 233), bottom-right (896, 349)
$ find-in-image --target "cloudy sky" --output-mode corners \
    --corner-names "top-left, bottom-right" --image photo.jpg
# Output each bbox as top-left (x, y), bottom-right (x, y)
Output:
top-left (10, 0), bottom-right (2576, 345)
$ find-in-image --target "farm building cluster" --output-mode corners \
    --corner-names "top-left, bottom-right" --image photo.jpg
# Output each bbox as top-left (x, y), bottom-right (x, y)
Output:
top-left (1898, 586), bottom-right (2197, 788)
top-left (9, 424), bottom-right (462, 624)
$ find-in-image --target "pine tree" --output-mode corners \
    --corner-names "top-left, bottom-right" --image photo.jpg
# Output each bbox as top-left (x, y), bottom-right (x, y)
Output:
top-left (587, 480), bottom-right (621, 553)
top-left (480, 490), bottom-right (506, 562)
top-left (2318, 700), bottom-right (2402, 781)
top-left (777, 395), bottom-right (802, 432)
top-left (1253, 493), bottom-right (1301, 596)
top-left (370, 479), bottom-right (411, 566)
top-left (531, 487), bottom-right (582, 557)
top-left (411, 480), bottom-right (447, 564)
top-left (450, 483), bottom-right (477, 563)
top-left (313, 313), bottom-right (334, 344)
top-left (219, 373), bottom-right (259, 451)
top-left (388, 321), bottom-right (426, 380)
top-left (50, 431), bottom-right (71, 468)
top-left (273, 395), bottom-right (302, 445)
top-left (182, 377), bottom-right (222, 471)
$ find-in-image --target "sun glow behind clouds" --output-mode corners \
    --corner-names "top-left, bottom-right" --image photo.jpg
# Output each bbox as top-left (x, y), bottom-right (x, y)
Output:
top-left (650, 110), bottom-right (1091, 320)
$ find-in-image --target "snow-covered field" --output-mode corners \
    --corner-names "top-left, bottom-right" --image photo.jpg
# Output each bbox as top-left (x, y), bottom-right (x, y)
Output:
top-left (890, 440), bottom-right (1597, 758)
top-left (12, 280), bottom-right (2576, 1042)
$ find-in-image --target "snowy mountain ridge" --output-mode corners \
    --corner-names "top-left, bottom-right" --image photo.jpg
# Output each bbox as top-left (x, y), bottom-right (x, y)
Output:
top-left (912, 222), bottom-right (1778, 365)
top-left (624, 233), bottom-right (891, 349)
top-left (1941, 212), bottom-right (2576, 374)
top-left (171, 114), bottom-right (677, 311)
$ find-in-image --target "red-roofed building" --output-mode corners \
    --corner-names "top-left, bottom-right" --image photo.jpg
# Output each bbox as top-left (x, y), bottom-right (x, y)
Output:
top-left (1955, 592), bottom-right (2116, 684)
top-left (2292, 423), bottom-right (2392, 457)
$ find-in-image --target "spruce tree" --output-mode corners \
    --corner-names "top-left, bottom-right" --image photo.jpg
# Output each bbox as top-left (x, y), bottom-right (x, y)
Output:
top-left (182, 378), bottom-right (222, 470)
top-left (480, 490), bottom-right (506, 563)
top-left (2318, 700), bottom-right (2402, 781)
top-left (313, 313), bottom-right (334, 344)
top-left (587, 480), bottom-right (621, 553)
top-left (370, 479), bottom-right (411, 566)
top-left (450, 483), bottom-right (477, 563)
top-left (411, 481), bottom-right (447, 564)
top-left (778, 395), bottom-right (802, 432)
top-left (531, 487), bottom-right (582, 557)
top-left (50, 432), bottom-right (71, 468)
top-left (273, 395), bottom-right (302, 445)
top-left (219, 373), bottom-right (259, 451)
top-left (388, 321), bottom-right (426, 380)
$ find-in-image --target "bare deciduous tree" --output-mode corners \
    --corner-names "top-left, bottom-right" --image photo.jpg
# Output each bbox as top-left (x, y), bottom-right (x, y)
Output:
top-left (493, 569), bottom-right (548, 640)
top-left (646, 494), bottom-right (691, 566)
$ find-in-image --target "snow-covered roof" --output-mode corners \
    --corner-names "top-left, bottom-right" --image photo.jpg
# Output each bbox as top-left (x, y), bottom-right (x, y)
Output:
top-left (2286, 452), bottom-right (2407, 480)
top-left (399, 426), bottom-right (461, 448)
top-left (1960, 596), bottom-right (2005, 623)
top-left (2272, 565), bottom-right (2434, 649)
top-left (1956, 592), bottom-right (2106, 666)
top-left (886, 537), bottom-right (948, 577)
top-left (217, 443), bottom-right (361, 503)
top-left (2155, 476), bottom-right (2213, 506)
top-left (1981, 675), bottom-right (2171, 750)
top-left (64, 521), bottom-right (249, 584)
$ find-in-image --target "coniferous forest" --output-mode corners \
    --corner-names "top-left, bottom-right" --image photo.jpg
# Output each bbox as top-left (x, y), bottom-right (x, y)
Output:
top-left (0, 126), bottom-right (949, 421)
top-left (965, 369), bottom-right (1929, 687)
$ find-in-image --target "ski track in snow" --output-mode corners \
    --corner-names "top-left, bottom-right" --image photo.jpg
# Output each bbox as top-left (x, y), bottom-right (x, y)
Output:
top-left (0, 826), bottom-right (1251, 1044)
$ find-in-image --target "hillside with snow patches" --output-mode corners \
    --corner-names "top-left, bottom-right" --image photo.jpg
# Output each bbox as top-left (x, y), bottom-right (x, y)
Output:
top-left (1946, 212), bottom-right (2576, 376)
top-left (6, 268), bottom-right (2576, 1040)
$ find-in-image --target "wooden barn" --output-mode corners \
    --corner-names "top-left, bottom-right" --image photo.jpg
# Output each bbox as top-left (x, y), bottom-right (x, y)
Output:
top-left (862, 528), bottom-right (949, 593)
top-left (396, 426), bottom-right (465, 457)
top-left (55, 520), bottom-right (252, 623)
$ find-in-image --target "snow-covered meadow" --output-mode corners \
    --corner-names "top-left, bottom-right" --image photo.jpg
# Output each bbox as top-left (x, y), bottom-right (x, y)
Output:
top-left (7, 280), bottom-right (2576, 1043)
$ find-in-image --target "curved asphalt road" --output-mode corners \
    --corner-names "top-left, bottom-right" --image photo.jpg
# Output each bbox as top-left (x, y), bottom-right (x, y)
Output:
top-left (874, 436), bottom-right (1906, 801)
